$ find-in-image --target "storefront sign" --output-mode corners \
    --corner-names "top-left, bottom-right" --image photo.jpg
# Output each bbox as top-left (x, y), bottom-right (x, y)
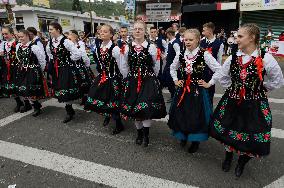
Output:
top-left (240, 0), bottom-right (284, 11)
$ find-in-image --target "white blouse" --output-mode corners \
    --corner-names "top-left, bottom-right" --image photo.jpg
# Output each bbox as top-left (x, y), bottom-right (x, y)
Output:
top-left (218, 49), bottom-right (284, 91)
top-left (46, 35), bottom-right (81, 62)
top-left (93, 40), bottom-right (121, 71)
top-left (170, 47), bottom-right (221, 86)
top-left (117, 40), bottom-right (160, 78)
top-left (77, 41), bottom-right (91, 67)
top-left (0, 39), bottom-right (16, 53)
top-left (16, 42), bottom-right (46, 71)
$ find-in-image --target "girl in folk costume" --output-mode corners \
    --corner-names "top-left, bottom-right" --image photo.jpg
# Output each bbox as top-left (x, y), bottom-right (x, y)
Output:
top-left (68, 30), bottom-right (94, 106)
top-left (119, 21), bottom-right (167, 147)
top-left (84, 24), bottom-right (124, 135)
top-left (0, 39), bottom-right (4, 98)
top-left (0, 26), bottom-right (32, 112)
top-left (168, 29), bottom-right (221, 153)
top-left (210, 24), bottom-right (284, 177)
top-left (46, 22), bottom-right (82, 123)
top-left (15, 30), bottom-right (47, 117)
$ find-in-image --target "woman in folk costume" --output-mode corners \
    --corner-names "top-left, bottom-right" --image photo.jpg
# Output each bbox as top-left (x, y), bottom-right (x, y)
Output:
top-left (68, 30), bottom-right (94, 106)
top-left (119, 21), bottom-right (167, 147)
top-left (210, 24), bottom-right (284, 177)
top-left (0, 39), bottom-right (4, 98)
top-left (84, 24), bottom-right (124, 135)
top-left (0, 26), bottom-right (32, 112)
top-left (46, 22), bottom-right (82, 123)
top-left (168, 29), bottom-right (221, 153)
top-left (15, 30), bottom-right (47, 117)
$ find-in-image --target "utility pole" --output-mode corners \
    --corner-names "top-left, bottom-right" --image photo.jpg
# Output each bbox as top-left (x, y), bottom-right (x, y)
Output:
top-left (1, 0), bottom-right (16, 27)
top-left (89, 0), bottom-right (94, 36)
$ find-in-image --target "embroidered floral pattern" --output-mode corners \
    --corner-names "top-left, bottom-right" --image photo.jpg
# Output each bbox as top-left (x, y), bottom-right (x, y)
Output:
top-left (260, 101), bottom-right (272, 126)
top-left (228, 130), bottom-right (250, 142)
top-left (55, 88), bottom-right (79, 97)
top-left (218, 98), bottom-right (228, 118)
top-left (113, 80), bottom-right (120, 96)
top-left (254, 132), bottom-right (271, 142)
top-left (134, 102), bottom-right (148, 112)
top-left (213, 120), bottom-right (225, 134)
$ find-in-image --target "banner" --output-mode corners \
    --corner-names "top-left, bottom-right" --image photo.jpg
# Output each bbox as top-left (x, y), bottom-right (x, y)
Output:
top-left (240, 0), bottom-right (284, 11)
top-left (33, 0), bottom-right (50, 8)
top-left (61, 19), bottom-right (71, 27)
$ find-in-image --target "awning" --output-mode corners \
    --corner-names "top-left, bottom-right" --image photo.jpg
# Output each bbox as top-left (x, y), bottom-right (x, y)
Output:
top-left (240, 0), bottom-right (284, 11)
top-left (183, 2), bottom-right (237, 13)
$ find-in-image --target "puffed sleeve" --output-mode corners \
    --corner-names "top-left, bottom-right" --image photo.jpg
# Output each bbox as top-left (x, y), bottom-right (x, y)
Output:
top-left (46, 41), bottom-right (53, 60)
top-left (149, 44), bottom-right (160, 76)
top-left (79, 42), bottom-right (90, 67)
top-left (63, 39), bottom-right (81, 61)
top-left (116, 45), bottom-right (129, 78)
top-left (204, 51), bottom-right (222, 85)
top-left (173, 43), bottom-right (181, 64)
top-left (170, 54), bottom-right (180, 82)
top-left (217, 55), bottom-right (233, 88)
top-left (31, 45), bottom-right (46, 71)
top-left (217, 43), bottom-right (224, 64)
top-left (0, 41), bottom-right (5, 54)
top-left (263, 53), bottom-right (284, 91)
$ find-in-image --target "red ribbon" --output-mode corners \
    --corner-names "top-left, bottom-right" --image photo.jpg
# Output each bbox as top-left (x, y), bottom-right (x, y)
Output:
top-left (53, 48), bottom-right (59, 77)
top-left (156, 48), bottom-right (161, 61)
top-left (99, 70), bottom-right (107, 86)
top-left (206, 47), bottom-right (213, 54)
top-left (43, 78), bottom-right (49, 97)
top-left (177, 74), bottom-right (191, 107)
top-left (137, 68), bottom-right (142, 93)
top-left (255, 56), bottom-right (263, 81)
top-left (6, 60), bottom-right (11, 81)
top-left (120, 44), bottom-right (126, 54)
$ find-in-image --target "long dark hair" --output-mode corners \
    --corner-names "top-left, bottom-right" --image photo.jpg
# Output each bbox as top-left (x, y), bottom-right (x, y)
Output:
top-left (49, 22), bottom-right (63, 34)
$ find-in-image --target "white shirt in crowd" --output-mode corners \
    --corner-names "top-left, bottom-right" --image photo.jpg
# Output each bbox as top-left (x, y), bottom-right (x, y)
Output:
top-left (206, 37), bottom-right (224, 64)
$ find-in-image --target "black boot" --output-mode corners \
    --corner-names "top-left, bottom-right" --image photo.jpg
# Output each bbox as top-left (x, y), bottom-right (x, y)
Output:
top-left (235, 155), bottom-right (252, 178)
top-left (80, 96), bottom-right (87, 106)
top-left (143, 127), bottom-right (150, 147)
top-left (14, 97), bottom-right (24, 113)
top-left (222, 151), bottom-right (233, 172)
top-left (188, 141), bottom-right (200, 153)
top-left (112, 118), bottom-right (124, 135)
top-left (135, 128), bottom-right (143, 145)
top-left (32, 100), bottom-right (42, 117)
top-left (180, 140), bottom-right (187, 147)
top-left (20, 99), bottom-right (32, 113)
top-left (63, 104), bottom-right (75, 123)
top-left (103, 117), bottom-right (111, 127)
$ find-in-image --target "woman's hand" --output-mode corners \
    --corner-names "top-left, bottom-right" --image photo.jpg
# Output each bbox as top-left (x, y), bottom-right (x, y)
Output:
top-left (198, 80), bottom-right (211, 88)
top-left (175, 80), bottom-right (184, 87)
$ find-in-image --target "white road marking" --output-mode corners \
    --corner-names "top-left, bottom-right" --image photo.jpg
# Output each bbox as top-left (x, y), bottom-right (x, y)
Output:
top-left (0, 140), bottom-right (196, 188)
top-left (264, 175), bottom-right (284, 188)
top-left (0, 99), bottom-right (51, 128)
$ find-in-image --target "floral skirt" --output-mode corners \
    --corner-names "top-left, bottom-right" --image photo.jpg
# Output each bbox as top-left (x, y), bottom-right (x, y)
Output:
top-left (120, 76), bottom-right (167, 120)
top-left (85, 74), bottom-right (122, 116)
top-left (210, 94), bottom-right (272, 157)
top-left (16, 67), bottom-right (48, 99)
top-left (51, 66), bottom-right (81, 103)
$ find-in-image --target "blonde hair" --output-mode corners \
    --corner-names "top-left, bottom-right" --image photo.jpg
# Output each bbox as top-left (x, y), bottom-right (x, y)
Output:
top-left (134, 20), bottom-right (147, 31)
top-left (184, 29), bottom-right (201, 42)
top-left (179, 27), bottom-right (187, 34)
top-left (240, 23), bottom-right (260, 45)
top-left (101, 24), bottom-right (114, 36)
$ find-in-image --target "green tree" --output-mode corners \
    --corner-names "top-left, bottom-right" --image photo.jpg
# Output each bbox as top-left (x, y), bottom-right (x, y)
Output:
top-left (72, 0), bottom-right (82, 13)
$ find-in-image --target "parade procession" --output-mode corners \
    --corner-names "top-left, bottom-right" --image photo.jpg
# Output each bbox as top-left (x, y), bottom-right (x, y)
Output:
top-left (0, 0), bottom-right (284, 187)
